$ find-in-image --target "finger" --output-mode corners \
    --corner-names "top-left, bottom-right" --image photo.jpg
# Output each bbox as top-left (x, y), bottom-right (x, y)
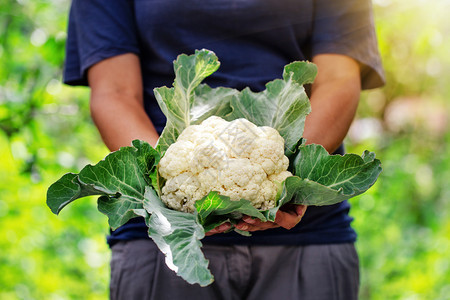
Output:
top-left (280, 204), bottom-right (307, 217)
top-left (205, 224), bottom-right (229, 236)
top-left (240, 216), bottom-right (277, 231)
top-left (275, 209), bottom-right (304, 230)
top-left (235, 220), bottom-right (279, 232)
top-left (242, 215), bottom-right (265, 226)
top-left (205, 222), bottom-right (232, 236)
top-left (275, 211), bottom-right (296, 229)
top-left (295, 205), bottom-right (307, 217)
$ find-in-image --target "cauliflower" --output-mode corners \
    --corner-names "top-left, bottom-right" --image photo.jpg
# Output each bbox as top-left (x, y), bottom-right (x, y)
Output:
top-left (158, 116), bottom-right (292, 212)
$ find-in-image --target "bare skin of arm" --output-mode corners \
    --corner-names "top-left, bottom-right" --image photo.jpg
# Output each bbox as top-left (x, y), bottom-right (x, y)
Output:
top-left (87, 53), bottom-right (159, 151)
top-left (232, 54), bottom-right (361, 233)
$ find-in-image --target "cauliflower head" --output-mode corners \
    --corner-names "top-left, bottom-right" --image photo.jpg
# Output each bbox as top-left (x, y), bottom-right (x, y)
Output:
top-left (158, 116), bottom-right (292, 213)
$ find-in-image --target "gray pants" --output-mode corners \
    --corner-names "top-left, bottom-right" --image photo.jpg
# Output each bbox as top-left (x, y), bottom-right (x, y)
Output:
top-left (110, 240), bottom-right (359, 300)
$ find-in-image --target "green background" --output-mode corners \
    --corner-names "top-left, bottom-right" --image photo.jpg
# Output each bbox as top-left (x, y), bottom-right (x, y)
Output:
top-left (1, 0), bottom-right (449, 299)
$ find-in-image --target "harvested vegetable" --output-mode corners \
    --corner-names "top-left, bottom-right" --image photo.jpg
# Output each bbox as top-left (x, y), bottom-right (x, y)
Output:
top-left (47, 49), bottom-right (381, 286)
top-left (159, 116), bottom-right (292, 213)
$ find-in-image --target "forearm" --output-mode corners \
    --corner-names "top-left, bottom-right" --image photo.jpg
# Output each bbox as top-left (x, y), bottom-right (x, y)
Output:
top-left (90, 92), bottom-right (159, 151)
top-left (303, 54), bottom-right (361, 153)
top-left (87, 53), bottom-right (158, 152)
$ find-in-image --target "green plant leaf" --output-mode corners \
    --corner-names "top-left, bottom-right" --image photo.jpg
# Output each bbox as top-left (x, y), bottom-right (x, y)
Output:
top-left (153, 54), bottom-right (315, 158)
top-left (46, 140), bottom-right (160, 229)
top-left (283, 144), bottom-right (382, 205)
top-left (283, 176), bottom-right (350, 206)
top-left (155, 49), bottom-right (237, 154)
top-left (227, 61), bottom-right (316, 156)
top-left (293, 144), bottom-right (382, 194)
top-left (195, 191), bottom-right (266, 232)
top-left (282, 60), bottom-right (317, 85)
top-left (142, 187), bottom-right (213, 286)
top-left (46, 173), bottom-right (101, 214)
top-left (262, 144), bottom-right (382, 219)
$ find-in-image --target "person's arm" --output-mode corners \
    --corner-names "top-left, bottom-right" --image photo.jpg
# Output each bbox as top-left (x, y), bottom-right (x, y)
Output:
top-left (87, 53), bottom-right (159, 151)
top-left (234, 53), bottom-right (361, 232)
top-left (303, 54), bottom-right (361, 152)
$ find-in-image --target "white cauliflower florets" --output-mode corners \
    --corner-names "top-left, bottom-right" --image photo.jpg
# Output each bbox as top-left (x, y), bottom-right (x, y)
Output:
top-left (158, 116), bottom-right (293, 212)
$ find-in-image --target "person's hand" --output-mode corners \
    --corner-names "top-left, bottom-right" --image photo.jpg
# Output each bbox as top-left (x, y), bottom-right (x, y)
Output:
top-left (205, 222), bottom-right (232, 236)
top-left (234, 204), bottom-right (307, 232)
top-left (204, 204), bottom-right (307, 235)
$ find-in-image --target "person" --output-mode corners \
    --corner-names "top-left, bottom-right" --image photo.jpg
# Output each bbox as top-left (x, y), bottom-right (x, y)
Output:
top-left (63, 0), bottom-right (384, 299)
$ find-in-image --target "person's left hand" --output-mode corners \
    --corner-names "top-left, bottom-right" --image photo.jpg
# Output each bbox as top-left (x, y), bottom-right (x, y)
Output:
top-left (234, 204), bottom-right (307, 232)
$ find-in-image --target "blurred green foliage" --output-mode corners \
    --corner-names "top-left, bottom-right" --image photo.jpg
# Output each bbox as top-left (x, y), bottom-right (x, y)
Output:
top-left (349, 1), bottom-right (450, 299)
top-left (0, 0), bottom-right (449, 299)
top-left (1, 0), bottom-right (109, 299)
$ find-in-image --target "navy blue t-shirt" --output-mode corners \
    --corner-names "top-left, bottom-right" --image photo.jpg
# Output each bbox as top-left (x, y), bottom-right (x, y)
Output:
top-left (63, 0), bottom-right (384, 246)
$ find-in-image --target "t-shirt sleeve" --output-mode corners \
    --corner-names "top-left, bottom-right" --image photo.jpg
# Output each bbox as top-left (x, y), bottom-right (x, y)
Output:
top-left (312, 0), bottom-right (385, 89)
top-left (63, 0), bottom-right (140, 86)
